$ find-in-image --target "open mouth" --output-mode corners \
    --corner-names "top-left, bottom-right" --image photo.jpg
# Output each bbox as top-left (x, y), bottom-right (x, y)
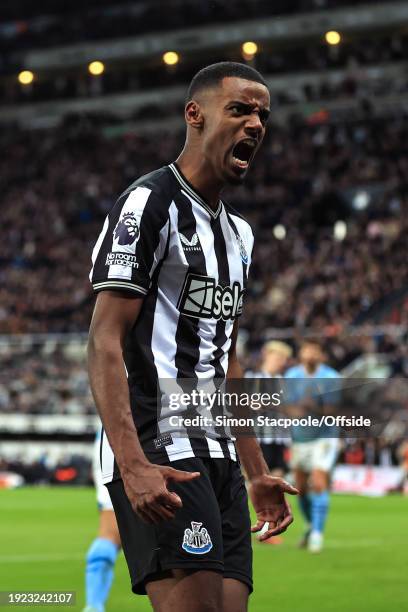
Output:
top-left (231, 139), bottom-right (257, 171)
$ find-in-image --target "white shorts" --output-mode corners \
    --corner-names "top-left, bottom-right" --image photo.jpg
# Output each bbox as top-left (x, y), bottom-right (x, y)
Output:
top-left (93, 432), bottom-right (114, 511)
top-left (290, 438), bottom-right (339, 473)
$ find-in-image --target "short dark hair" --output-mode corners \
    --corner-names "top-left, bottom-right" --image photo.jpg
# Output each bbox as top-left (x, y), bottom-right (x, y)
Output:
top-left (186, 61), bottom-right (268, 102)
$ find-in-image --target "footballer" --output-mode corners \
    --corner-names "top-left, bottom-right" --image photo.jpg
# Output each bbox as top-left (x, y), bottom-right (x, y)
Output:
top-left (88, 62), bottom-right (298, 612)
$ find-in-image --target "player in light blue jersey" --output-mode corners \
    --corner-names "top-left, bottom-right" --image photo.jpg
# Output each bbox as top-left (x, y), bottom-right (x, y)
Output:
top-left (83, 428), bottom-right (121, 612)
top-left (285, 340), bottom-right (341, 553)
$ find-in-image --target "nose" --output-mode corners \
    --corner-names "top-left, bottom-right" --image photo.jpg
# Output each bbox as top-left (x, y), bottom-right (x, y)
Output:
top-left (245, 112), bottom-right (263, 138)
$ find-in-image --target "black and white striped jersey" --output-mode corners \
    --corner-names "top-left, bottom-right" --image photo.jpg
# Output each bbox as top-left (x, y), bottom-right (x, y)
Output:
top-left (90, 162), bottom-right (254, 483)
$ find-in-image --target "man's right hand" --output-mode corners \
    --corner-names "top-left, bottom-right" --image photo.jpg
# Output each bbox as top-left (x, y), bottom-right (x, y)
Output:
top-left (121, 463), bottom-right (200, 524)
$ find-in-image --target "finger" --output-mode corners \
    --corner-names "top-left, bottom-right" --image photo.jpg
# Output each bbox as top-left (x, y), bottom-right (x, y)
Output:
top-left (251, 519), bottom-right (265, 533)
top-left (145, 499), bottom-right (175, 524)
top-left (158, 505), bottom-right (176, 520)
top-left (263, 513), bottom-right (293, 538)
top-left (154, 498), bottom-right (177, 520)
top-left (135, 497), bottom-right (165, 523)
top-left (164, 468), bottom-right (201, 483)
top-left (280, 480), bottom-right (299, 495)
top-left (282, 499), bottom-right (293, 522)
top-left (161, 490), bottom-right (183, 509)
top-left (258, 524), bottom-right (280, 541)
top-left (144, 494), bottom-right (177, 521)
top-left (259, 525), bottom-right (285, 539)
top-left (136, 506), bottom-right (159, 524)
top-left (149, 505), bottom-right (173, 523)
top-left (259, 502), bottom-right (293, 539)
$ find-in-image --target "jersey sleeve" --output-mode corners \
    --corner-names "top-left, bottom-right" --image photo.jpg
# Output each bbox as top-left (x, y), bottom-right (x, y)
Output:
top-left (89, 186), bottom-right (170, 297)
top-left (227, 210), bottom-right (254, 279)
top-left (245, 226), bottom-right (255, 273)
top-left (239, 221), bottom-right (254, 281)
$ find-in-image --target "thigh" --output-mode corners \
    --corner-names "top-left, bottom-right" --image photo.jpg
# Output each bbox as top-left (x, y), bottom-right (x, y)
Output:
top-left (99, 509), bottom-right (121, 547)
top-left (310, 469), bottom-right (329, 492)
top-left (220, 462), bottom-right (253, 597)
top-left (311, 438), bottom-right (339, 473)
top-left (294, 467), bottom-right (309, 494)
top-left (290, 442), bottom-right (313, 473)
top-left (146, 568), bottom-right (222, 612)
top-left (223, 577), bottom-right (249, 612)
top-left (107, 458), bottom-right (224, 595)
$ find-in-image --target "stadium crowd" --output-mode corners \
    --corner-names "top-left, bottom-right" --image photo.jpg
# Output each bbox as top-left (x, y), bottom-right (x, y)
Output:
top-left (2, 109), bottom-right (408, 482)
top-left (0, 0), bottom-right (394, 52)
top-left (0, 338), bottom-right (93, 415)
top-left (4, 30), bottom-right (408, 106)
top-left (2, 105), bottom-right (408, 435)
top-left (2, 112), bottom-right (407, 338)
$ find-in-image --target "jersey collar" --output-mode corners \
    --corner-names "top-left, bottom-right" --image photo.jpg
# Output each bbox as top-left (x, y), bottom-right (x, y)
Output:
top-left (169, 162), bottom-right (223, 219)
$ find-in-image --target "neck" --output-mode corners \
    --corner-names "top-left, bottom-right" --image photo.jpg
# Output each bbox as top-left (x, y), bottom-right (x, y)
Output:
top-left (175, 146), bottom-right (223, 211)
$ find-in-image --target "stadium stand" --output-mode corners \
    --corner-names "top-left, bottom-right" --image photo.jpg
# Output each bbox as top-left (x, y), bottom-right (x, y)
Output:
top-left (0, 1), bottom-right (398, 51)
top-left (3, 30), bottom-right (408, 104)
top-left (1, 0), bottom-right (407, 485)
top-left (1, 115), bottom-right (407, 340)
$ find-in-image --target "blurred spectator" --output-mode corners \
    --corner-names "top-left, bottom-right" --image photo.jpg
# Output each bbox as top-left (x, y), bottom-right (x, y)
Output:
top-left (4, 31), bottom-right (408, 105)
top-left (1, 115), bottom-right (407, 339)
top-left (0, 0), bottom-right (396, 54)
top-left (0, 339), bottom-right (94, 414)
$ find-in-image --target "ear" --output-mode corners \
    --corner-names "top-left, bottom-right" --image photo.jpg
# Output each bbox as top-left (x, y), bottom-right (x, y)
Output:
top-left (185, 100), bottom-right (204, 129)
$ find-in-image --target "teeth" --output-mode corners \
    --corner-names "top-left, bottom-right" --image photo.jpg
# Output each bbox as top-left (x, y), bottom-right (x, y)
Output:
top-left (232, 156), bottom-right (248, 169)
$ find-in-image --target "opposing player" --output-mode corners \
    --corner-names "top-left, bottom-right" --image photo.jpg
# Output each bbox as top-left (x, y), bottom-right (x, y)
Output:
top-left (83, 428), bottom-right (121, 612)
top-left (88, 62), bottom-right (298, 612)
top-left (285, 340), bottom-right (341, 553)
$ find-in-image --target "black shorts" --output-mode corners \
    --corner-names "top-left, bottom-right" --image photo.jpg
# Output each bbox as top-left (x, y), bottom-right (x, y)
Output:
top-left (107, 457), bottom-right (253, 595)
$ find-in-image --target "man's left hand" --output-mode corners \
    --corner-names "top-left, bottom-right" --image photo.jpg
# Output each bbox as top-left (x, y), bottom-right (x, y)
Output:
top-left (249, 475), bottom-right (299, 541)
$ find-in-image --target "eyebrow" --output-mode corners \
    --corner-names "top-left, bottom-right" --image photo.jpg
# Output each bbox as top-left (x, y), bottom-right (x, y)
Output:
top-left (228, 100), bottom-right (271, 122)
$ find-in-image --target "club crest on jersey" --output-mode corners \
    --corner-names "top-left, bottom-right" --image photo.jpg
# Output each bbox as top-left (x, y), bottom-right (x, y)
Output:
top-left (182, 522), bottom-right (213, 555)
top-left (237, 234), bottom-right (248, 264)
top-left (180, 232), bottom-right (202, 252)
top-left (178, 274), bottom-right (244, 320)
top-left (114, 212), bottom-right (140, 246)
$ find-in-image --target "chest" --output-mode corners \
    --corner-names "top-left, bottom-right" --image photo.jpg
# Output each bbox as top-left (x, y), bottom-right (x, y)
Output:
top-left (168, 202), bottom-right (248, 283)
top-left (162, 201), bottom-right (249, 321)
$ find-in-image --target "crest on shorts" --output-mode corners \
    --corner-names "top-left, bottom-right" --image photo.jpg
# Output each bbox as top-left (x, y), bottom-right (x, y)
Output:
top-left (182, 521), bottom-right (213, 554)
